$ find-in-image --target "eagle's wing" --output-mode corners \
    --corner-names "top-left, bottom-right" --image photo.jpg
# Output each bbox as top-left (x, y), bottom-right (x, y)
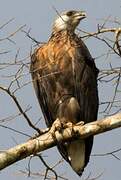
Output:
top-left (31, 45), bottom-right (54, 127)
top-left (30, 36), bottom-right (98, 175)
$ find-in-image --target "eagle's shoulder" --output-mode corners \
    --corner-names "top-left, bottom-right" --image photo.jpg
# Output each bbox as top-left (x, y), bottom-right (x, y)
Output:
top-left (30, 43), bottom-right (49, 74)
top-left (31, 44), bottom-right (47, 63)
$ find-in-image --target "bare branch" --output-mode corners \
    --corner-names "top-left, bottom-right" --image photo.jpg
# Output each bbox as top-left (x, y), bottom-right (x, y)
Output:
top-left (0, 18), bottom-right (14, 30)
top-left (0, 86), bottom-right (42, 134)
top-left (0, 113), bottom-right (121, 170)
top-left (92, 148), bottom-right (121, 160)
top-left (0, 24), bottom-right (26, 42)
top-left (79, 27), bottom-right (119, 38)
top-left (79, 27), bottom-right (121, 57)
top-left (0, 124), bottom-right (31, 138)
top-left (22, 29), bottom-right (45, 45)
top-left (36, 154), bottom-right (58, 180)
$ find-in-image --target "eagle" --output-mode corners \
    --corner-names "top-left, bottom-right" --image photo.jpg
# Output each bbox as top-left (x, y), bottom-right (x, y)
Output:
top-left (30, 10), bottom-right (99, 176)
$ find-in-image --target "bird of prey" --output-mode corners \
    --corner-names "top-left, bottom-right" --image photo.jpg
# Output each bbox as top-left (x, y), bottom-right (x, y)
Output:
top-left (30, 10), bottom-right (99, 176)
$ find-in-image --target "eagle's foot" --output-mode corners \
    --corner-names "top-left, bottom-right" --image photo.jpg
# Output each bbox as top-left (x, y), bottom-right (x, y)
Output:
top-left (49, 118), bottom-right (67, 142)
top-left (63, 122), bottom-right (75, 136)
top-left (50, 118), bottom-right (63, 137)
top-left (63, 122), bottom-right (73, 129)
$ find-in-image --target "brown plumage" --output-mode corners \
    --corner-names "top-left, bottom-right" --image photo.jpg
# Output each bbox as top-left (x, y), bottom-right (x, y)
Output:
top-left (30, 10), bottom-right (99, 176)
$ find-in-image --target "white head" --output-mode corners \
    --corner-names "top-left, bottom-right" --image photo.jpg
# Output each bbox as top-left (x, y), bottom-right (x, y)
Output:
top-left (52, 10), bottom-right (86, 33)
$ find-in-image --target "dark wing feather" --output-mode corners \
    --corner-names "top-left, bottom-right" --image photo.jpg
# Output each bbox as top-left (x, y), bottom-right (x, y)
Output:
top-left (31, 50), bottom-right (53, 126)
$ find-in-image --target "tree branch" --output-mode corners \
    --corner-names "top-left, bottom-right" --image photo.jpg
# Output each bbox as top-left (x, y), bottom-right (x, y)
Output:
top-left (0, 113), bottom-right (121, 171)
top-left (0, 86), bottom-right (42, 134)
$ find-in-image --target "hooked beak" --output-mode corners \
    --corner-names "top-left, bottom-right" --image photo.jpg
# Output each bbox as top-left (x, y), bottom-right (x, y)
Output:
top-left (74, 11), bottom-right (86, 20)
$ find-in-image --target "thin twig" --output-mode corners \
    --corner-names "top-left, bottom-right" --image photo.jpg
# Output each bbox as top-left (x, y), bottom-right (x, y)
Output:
top-left (0, 86), bottom-right (42, 134)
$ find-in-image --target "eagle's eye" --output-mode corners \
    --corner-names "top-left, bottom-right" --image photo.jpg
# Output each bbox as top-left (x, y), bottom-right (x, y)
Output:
top-left (66, 11), bottom-right (75, 17)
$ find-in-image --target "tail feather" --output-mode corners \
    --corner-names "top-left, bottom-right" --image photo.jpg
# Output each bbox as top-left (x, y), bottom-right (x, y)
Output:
top-left (67, 140), bottom-right (85, 174)
top-left (56, 97), bottom-right (93, 176)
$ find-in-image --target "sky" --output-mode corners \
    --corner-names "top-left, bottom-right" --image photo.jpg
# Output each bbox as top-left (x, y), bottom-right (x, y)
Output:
top-left (0, 0), bottom-right (121, 180)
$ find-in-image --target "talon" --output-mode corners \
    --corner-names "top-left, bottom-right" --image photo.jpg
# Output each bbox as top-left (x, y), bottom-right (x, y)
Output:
top-left (49, 118), bottom-right (63, 136)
